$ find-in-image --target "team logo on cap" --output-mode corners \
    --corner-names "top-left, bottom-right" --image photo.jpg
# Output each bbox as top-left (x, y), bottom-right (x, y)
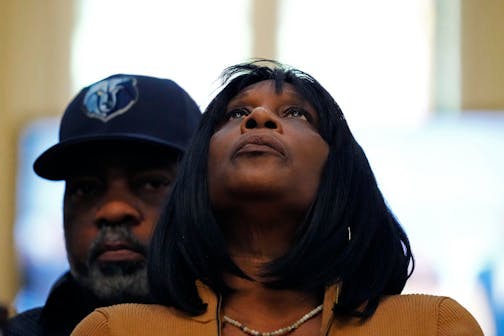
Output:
top-left (83, 76), bottom-right (138, 122)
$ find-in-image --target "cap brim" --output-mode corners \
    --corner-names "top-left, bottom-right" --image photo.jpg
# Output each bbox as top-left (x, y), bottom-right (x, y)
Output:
top-left (33, 134), bottom-right (183, 180)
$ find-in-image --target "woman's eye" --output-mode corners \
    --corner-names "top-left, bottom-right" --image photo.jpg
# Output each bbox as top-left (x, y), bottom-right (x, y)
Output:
top-left (284, 107), bottom-right (310, 121)
top-left (225, 108), bottom-right (249, 120)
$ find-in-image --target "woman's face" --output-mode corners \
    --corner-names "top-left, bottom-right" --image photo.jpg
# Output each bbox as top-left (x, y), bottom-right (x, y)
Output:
top-left (208, 80), bottom-right (329, 213)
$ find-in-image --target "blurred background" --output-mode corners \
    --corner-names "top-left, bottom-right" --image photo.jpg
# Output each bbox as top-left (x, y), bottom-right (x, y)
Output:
top-left (1, 0), bottom-right (503, 334)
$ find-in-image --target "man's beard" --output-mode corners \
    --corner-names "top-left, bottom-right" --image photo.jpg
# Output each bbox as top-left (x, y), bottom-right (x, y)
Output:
top-left (70, 226), bottom-right (151, 305)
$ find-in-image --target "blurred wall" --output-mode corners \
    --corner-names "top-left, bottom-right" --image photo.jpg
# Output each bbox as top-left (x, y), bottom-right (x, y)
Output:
top-left (433, 0), bottom-right (504, 112)
top-left (461, 0), bottom-right (504, 110)
top-left (0, 0), bottom-right (74, 305)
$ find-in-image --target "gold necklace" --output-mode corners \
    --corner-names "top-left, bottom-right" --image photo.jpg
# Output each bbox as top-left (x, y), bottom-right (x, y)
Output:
top-left (222, 304), bottom-right (323, 336)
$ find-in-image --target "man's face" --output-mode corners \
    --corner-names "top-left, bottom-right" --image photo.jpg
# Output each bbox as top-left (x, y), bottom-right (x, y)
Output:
top-left (63, 146), bottom-right (177, 304)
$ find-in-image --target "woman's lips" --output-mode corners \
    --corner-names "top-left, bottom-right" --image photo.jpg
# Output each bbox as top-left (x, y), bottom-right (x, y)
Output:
top-left (233, 134), bottom-right (286, 158)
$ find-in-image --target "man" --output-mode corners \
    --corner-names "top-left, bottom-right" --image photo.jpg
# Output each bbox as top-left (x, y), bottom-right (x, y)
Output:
top-left (5, 74), bottom-right (201, 335)
top-left (1, 304), bottom-right (8, 335)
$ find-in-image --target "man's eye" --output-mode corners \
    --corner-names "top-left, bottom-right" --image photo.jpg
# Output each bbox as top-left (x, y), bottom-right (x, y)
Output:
top-left (139, 177), bottom-right (172, 192)
top-left (67, 181), bottom-right (101, 198)
top-left (224, 108), bottom-right (250, 120)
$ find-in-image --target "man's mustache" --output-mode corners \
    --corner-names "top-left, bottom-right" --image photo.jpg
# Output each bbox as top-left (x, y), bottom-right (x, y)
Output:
top-left (88, 226), bottom-right (147, 264)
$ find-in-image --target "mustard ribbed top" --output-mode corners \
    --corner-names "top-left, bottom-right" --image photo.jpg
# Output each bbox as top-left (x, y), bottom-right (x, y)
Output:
top-left (72, 283), bottom-right (483, 336)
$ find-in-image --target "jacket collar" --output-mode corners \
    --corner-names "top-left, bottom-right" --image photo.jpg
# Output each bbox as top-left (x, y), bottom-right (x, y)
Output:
top-left (189, 280), bottom-right (220, 323)
top-left (38, 272), bottom-right (106, 334)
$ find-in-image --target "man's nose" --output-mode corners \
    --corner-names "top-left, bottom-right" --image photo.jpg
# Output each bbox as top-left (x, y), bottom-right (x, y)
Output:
top-left (94, 181), bottom-right (141, 228)
top-left (240, 107), bottom-right (283, 133)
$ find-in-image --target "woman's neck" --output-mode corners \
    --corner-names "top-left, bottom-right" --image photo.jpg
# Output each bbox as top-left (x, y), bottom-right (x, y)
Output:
top-left (222, 270), bottom-right (322, 336)
top-left (220, 205), bottom-right (305, 259)
top-left (221, 246), bottom-right (322, 335)
top-left (217, 205), bottom-right (322, 335)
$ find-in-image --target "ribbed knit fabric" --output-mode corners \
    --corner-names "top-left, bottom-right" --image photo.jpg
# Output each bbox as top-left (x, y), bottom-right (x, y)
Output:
top-left (325, 294), bottom-right (483, 336)
top-left (72, 283), bottom-right (483, 336)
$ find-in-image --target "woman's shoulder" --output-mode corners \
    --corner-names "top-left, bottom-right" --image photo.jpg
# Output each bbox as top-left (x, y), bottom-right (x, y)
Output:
top-left (71, 303), bottom-right (217, 336)
top-left (380, 293), bottom-right (473, 313)
top-left (373, 294), bottom-right (483, 335)
top-left (381, 292), bottom-right (458, 307)
top-left (94, 302), bottom-right (174, 320)
top-left (71, 303), bottom-right (171, 335)
top-left (328, 294), bottom-right (483, 335)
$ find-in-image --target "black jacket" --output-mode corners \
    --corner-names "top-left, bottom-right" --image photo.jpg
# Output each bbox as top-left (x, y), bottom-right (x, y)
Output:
top-left (4, 272), bottom-right (106, 336)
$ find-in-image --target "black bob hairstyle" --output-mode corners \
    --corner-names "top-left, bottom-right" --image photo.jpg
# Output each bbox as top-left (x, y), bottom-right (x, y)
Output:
top-left (148, 59), bottom-right (414, 319)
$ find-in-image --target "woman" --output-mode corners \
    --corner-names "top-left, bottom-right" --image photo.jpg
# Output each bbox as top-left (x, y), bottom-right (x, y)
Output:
top-left (72, 60), bottom-right (483, 335)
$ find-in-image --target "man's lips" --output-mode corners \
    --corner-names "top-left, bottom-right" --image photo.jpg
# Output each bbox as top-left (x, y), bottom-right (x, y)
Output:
top-left (97, 249), bottom-right (144, 262)
top-left (94, 243), bottom-right (145, 262)
top-left (232, 133), bottom-right (286, 158)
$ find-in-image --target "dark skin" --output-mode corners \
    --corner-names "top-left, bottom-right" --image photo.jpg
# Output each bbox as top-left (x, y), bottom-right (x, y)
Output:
top-left (208, 81), bottom-right (329, 335)
top-left (63, 145), bottom-right (177, 302)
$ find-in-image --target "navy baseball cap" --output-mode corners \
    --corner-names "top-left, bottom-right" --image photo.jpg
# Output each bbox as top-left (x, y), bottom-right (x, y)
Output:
top-left (34, 74), bottom-right (202, 180)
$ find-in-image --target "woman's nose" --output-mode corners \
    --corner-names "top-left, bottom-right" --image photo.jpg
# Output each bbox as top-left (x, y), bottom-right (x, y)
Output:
top-left (240, 107), bottom-right (283, 133)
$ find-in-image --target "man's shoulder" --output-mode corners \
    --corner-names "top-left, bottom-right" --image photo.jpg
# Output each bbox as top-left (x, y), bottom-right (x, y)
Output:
top-left (4, 272), bottom-right (91, 336)
top-left (4, 307), bottom-right (44, 336)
